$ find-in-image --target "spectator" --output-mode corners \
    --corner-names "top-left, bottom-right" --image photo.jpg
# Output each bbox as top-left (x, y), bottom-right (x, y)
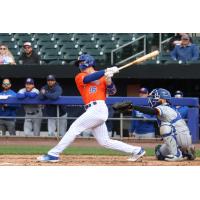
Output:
top-left (130, 87), bottom-right (156, 139)
top-left (18, 42), bottom-right (41, 65)
top-left (17, 78), bottom-right (42, 136)
top-left (168, 33), bottom-right (193, 51)
top-left (170, 34), bottom-right (199, 63)
top-left (0, 79), bottom-right (18, 135)
top-left (174, 90), bottom-right (189, 119)
top-left (39, 75), bottom-right (67, 136)
top-left (0, 44), bottom-right (16, 65)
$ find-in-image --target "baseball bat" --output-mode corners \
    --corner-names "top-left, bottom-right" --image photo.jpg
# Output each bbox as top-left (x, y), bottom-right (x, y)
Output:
top-left (118, 50), bottom-right (159, 71)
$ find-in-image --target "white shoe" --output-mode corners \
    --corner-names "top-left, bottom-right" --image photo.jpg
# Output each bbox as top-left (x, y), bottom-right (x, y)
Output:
top-left (165, 155), bottom-right (183, 162)
top-left (127, 148), bottom-right (146, 162)
top-left (37, 154), bottom-right (60, 163)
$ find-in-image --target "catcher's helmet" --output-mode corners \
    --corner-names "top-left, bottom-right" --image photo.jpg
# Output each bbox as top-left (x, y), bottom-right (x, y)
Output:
top-left (75, 54), bottom-right (96, 70)
top-left (148, 88), bottom-right (171, 107)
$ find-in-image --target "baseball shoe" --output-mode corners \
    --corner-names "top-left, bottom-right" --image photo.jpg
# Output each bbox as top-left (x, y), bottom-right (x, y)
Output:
top-left (127, 148), bottom-right (146, 162)
top-left (182, 145), bottom-right (196, 160)
top-left (165, 149), bottom-right (185, 162)
top-left (165, 155), bottom-right (183, 162)
top-left (37, 154), bottom-right (60, 163)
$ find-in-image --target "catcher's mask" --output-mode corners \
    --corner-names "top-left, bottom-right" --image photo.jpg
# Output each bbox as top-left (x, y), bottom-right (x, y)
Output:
top-left (148, 88), bottom-right (171, 107)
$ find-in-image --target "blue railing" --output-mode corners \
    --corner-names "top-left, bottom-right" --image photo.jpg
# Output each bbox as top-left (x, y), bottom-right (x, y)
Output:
top-left (0, 96), bottom-right (199, 142)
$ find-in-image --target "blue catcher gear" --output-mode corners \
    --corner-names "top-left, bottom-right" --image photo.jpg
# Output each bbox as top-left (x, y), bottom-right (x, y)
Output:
top-left (75, 54), bottom-right (96, 70)
top-left (148, 88), bottom-right (171, 107)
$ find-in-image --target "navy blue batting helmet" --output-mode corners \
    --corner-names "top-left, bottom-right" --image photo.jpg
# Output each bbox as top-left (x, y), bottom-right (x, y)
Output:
top-left (148, 88), bottom-right (171, 107)
top-left (75, 54), bottom-right (96, 70)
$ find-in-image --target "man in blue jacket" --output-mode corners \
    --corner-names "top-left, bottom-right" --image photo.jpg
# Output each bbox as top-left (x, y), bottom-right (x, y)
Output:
top-left (170, 34), bottom-right (199, 63)
top-left (17, 78), bottom-right (42, 136)
top-left (0, 79), bottom-right (18, 135)
top-left (130, 88), bottom-right (156, 138)
top-left (39, 75), bottom-right (67, 136)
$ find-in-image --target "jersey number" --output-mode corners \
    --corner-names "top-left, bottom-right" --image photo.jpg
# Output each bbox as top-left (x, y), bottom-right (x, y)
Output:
top-left (89, 86), bottom-right (97, 93)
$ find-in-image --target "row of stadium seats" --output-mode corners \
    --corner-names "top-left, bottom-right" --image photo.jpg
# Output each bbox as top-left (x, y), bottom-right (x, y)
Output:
top-left (0, 33), bottom-right (140, 64)
top-left (1, 33), bottom-right (198, 64)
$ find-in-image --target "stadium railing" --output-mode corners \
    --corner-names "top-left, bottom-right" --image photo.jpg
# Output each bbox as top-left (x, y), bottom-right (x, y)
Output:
top-left (0, 96), bottom-right (199, 142)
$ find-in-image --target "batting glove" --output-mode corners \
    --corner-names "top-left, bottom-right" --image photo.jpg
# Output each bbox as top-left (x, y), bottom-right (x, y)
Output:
top-left (105, 71), bottom-right (114, 78)
top-left (106, 66), bottom-right (119, 74)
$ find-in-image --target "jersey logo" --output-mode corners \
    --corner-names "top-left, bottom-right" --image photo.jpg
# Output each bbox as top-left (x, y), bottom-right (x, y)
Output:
top-left (89, 86), bottom-right (97, 93)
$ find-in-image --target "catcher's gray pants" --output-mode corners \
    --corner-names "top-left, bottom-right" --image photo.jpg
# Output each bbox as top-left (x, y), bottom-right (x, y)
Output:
top-left (24, 111), bottom-right (42, 136)
top-left (48, 100), bottom-right (142, 157)
top-left (48, 112), bottom-right (68, 136)
top-left (159, 124), bottom-right (192, 157)
top-left (0, 119), bottom-right (16, 135)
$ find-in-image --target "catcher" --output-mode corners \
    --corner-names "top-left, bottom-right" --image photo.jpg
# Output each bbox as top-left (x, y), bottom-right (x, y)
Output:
top-left (112, 88), bottom-right (196, 161)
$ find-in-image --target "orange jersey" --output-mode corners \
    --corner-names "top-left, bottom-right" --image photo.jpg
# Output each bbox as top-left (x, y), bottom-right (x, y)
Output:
top-left (75, 72), bottom-right (107, 105)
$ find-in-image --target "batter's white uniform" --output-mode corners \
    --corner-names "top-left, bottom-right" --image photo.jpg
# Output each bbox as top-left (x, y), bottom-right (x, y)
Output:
top-left (48, 100), bottom-right (141, 157)
top-left (156, 103), bottom-right (192, 156)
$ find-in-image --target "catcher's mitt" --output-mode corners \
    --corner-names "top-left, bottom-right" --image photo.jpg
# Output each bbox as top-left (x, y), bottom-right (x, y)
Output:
top-left (112, 101), bottom-right (133, 113)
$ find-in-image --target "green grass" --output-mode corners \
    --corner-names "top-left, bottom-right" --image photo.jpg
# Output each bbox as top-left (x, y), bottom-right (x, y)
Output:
top-left (0, 145), bottom-right (155, 156)
top-left (0, 146), bottom-right (199, 157)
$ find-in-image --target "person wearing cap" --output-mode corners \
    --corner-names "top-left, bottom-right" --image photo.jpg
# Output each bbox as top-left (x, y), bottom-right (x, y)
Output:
top-left (39, 75), bottom-right (67, 136)
top-left (17, 78), bottom-right (42, 136)
top-left (170, 34), bottom-right (199, 63)
top-left (130, 87), bottom-right (156, 139)
top-left (18, 42), bottom-right (41, 65)
top-left (0, 79), bottom-right (18, 135)
top-left (168, 33), bottom-right (193, 51)
top-left (174, 90), bottom-right (189, 119)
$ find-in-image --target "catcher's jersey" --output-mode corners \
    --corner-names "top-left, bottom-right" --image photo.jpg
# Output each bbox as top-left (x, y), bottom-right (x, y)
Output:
top-left (75, 71), bottom-right (107, 105)
top-left (156, 104), bottom-right (190, 134)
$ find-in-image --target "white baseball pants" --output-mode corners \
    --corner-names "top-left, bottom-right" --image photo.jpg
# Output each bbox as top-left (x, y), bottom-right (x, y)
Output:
top-left (48, 100), bottom-right (141, 157)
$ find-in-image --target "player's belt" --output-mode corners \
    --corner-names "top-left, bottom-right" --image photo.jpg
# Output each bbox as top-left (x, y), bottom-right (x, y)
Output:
top-left (26, 110), bottom-right (40, 115)
top-left (84, 101), bottom-right (97, 110)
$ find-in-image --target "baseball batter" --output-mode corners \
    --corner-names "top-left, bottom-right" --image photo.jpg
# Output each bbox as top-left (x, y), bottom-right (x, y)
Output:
top-left (113, 88), bottom-right (196, 161)
top-left (37, 54), bottom-right (145, 162)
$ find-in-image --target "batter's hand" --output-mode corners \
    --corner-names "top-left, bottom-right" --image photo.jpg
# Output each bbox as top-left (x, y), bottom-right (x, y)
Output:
top-left (106, 66), bottom-right (119, 74)
top-left (104, 71), bottom-right (114, 78)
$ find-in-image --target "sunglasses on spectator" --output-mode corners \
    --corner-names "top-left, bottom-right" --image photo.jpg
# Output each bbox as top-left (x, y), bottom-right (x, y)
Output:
top-left (2, 83), bottom-right (11, 86)
top-left (24, 46), bottom-right (31, 49)
top-left (0, 47), bottom-right (7, 50)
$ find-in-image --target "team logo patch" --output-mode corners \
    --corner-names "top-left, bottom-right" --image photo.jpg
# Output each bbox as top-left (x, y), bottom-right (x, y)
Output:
top-left (89, 86), bottom-right (97, 93)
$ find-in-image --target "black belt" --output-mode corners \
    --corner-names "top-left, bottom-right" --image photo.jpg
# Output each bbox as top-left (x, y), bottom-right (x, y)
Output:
top-left (84, 101), bottom-right (97, 110)
top-left (26, 110), bottom-right (40, 115)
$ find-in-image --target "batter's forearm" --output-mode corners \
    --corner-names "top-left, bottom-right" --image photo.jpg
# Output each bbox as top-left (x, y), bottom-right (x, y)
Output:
top-left (83, 70), bottom-right (105, 84)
